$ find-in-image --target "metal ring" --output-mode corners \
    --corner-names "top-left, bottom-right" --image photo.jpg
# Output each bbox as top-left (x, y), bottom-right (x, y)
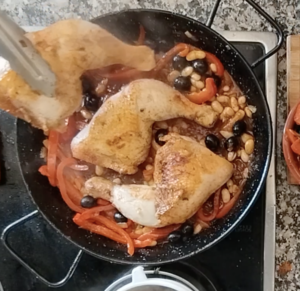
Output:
top-left (1, 210), bottom-right (83, 288)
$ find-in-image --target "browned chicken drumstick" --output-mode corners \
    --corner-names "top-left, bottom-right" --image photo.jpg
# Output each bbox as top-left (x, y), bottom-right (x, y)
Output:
top-left (71, 79), bottom-right (219, 174)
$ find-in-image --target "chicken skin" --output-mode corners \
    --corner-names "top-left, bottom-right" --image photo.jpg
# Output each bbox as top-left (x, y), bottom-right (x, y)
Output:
top-left (71, 79), bottom-right (218, 174)
top-left (0, 19), bottom-right (155, 131)
top-left (83, 134), bottom-right (233, 227)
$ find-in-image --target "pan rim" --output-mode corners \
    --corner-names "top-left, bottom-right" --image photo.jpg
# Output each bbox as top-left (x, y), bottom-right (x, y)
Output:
top-left (16, 8), bottom-right (272, 265)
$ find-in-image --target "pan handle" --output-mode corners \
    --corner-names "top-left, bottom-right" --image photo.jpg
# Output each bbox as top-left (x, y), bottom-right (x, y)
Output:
top-left (205, 0), bottom-right (284, 68)
top-left (1, 210), bottom-right (83, 288)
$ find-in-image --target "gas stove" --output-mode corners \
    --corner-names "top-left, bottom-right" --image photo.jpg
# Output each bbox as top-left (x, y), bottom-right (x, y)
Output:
top-left (0, 30), bottom-right (277, 291)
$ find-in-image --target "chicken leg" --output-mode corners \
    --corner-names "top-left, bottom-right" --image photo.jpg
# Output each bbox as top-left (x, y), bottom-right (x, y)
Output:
top-left (83, 134), bottom-right (233, 227)
top-left (0, 19), bottom-right (156, 131)
top-left (71, 79), bottom-right (218, 174)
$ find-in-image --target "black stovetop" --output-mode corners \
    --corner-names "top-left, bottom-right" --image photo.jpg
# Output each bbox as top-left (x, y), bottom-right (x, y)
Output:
top-left (0, 41), bottom-right (266, 291)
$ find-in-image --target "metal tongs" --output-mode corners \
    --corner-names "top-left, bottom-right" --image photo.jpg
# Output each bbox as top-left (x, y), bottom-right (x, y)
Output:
top-left (0, 11), bottom-right (56, 96)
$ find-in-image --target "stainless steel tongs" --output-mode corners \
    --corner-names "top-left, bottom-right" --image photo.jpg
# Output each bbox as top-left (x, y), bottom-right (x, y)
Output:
top-left (0, 11), bottom-right (56, 96)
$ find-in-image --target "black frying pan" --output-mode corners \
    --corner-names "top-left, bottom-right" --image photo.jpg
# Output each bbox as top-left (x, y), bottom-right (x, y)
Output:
top-left (15, 5), bottom-right (282, 266)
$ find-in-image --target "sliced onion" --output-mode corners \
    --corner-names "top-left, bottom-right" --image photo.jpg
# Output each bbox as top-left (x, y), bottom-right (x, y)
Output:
top-left (69, 164), bottom-right (89, 171)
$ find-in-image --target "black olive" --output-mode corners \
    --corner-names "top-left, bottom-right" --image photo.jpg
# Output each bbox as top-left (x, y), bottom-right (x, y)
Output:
top-left (84, 93), bottom-right (99, 111)
top-left (173, 76), bottom-right (192, 91)
top-left (172, 55), bottom-right (190, 71)
top-left (114, 212), bottom-right (128, 223)
top-left (192, 59), bottom-right (209, 74)
top-left (181, 224), bottom-right (193, 236)
top-left (80, 195), bottom-right (96, 208)
top-left (212, 74), bottom-right (222, 88)
top-left (294, 124), bottom-right (300, 134)
top-left (233, 120), bottom-right (247, 136)
top-left (81, 78), bottom-right (92, 94)
top-left (182, 235), bottom-right (191, 242)
top-left (225, 136), bottom-right (239, 152)
top-left (155, 128), bottom-right (168, 146)
top-left (205, 134), bottom-right (220, 152)
top-left (167, 231), bottom-right (182, 243)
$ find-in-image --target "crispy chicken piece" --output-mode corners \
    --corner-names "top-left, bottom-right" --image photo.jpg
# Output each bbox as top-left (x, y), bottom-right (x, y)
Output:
top-left (0, 19), bottom-right (156, 131)
top-left (71, 79), bottom-right (218, 174)
top-left (83, 134), bottom-right (233, 227)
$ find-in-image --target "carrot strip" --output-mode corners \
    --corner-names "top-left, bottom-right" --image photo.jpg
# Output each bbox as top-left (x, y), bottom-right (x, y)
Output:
top-left (291, 138), bottom-right (300, 155)
top-left (287, 129), bottom-right (299, 144)
top-left (94, 216), bottom-right (135, 256)
top-left (127, 231), bottom-right (141, 239)
top-left (97, 198), bottom-right (111, 206)
top-left (56, 158), bottom-right (84, 213)
top-left (73, 215), bottom-right (127, 244)
top-left (136, 233), bottom-right (160, 241)
top-left (136, 25), bottom-right (145, 45)
top-left (65, 179), bottom-right (83, 205)
top-left (74, 214), bottom-right (156, 251)
top-left (78, 205), bottom-right (115, 221)
top-left (57, 146), bottom-right (68, 161)
top-left (197, 189), bottom-right (221, 222)
top-left (38, 165), bottom-right (49, 177)
top-left (60, 115), bottom-right (78, 142)
top-left (134, 239), bottom-right (156, 248)
top-left (47, 130), bottom-right (59, 186)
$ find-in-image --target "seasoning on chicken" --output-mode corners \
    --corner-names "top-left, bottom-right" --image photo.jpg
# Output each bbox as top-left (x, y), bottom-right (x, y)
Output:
top-left (83, 134), bottom-right (233, 227)
top-left (0, 19), bottom-right (156, 131)
top-left (71, 79), bottom-right (218, 174)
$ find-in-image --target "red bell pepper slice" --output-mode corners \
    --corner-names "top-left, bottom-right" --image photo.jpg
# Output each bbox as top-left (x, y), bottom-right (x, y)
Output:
top-left (287, 129), bottom-right (300, 144)
top-left (205, 51), bottom-right (225, 77)
top-left (291, 138), bottom-right (300, 155)
top-left (186, 78), bottom-right (217, 104)
top-left (294, 103), bottom-right (300, 125)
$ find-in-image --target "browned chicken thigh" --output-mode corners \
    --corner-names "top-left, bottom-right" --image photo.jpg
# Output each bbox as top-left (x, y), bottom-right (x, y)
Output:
top-left (83, 134), bottom-right (233, 227)
top-left (71, 79), bottom-right (219, 174)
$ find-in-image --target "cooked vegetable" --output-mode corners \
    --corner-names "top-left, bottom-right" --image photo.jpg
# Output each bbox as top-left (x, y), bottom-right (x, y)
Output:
top-left (211, 74), bottom-right (222, 88)
top-left (181, 224), bottom-right (193, 236)
top-left (205, 134), bottom-right (220, 152)
top-left (173, 76), bottom-right (192, 91)
top-left (47, 130), bottom-right (59, 187)
top-left (287, 129), bottom-right (299, 144)
top-left (36, 37), bottom-right (254, 256)
top-left (233, 120), bottom-right (247, 136)
top-left (84, 93), bottom-right (99, 112)
top-left (225, 136), bottom-right (239, 152)
top-left (186, 78), bottom-right (217, 104)
top-left (291, 139), bottom-right (300, 155)
top-left (80, 195), bottom-right (97, 208)
top-left (197, 189), bottom-right (221, 222)
top-left (192, 59), bottom-right (208, 74)
top-left (167, 231), bottom-right (182, 243)
top-left (205, 51), bottom-right (225, 77)
top-left (114, 212), bottom-right (128, 223)
top-left (172, 55), bottom-right (190, 70)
